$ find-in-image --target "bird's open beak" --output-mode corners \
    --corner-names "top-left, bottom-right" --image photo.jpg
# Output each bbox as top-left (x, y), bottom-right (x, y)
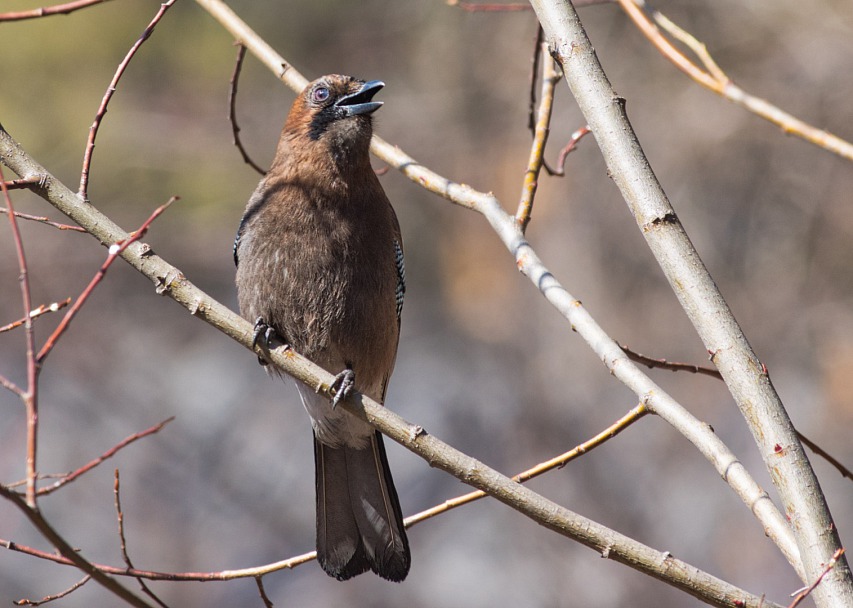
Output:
top-left (335, 80), bottom-right (384, 117)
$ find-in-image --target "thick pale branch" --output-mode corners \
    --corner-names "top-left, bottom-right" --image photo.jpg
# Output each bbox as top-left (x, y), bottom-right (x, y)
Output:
top-left (531, 1), bottom-right (852, 606)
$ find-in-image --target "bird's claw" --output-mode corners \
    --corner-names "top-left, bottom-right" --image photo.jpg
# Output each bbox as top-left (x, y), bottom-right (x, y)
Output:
top-left (330, 368), bottom-right (355, 408)
top-left (252, 317), bottom-right (283, 366)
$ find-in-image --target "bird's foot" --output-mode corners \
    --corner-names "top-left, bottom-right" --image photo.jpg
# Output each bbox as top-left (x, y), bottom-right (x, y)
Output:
top-left (251, 317), bottom-right (282, 366)
top-left (330, 367), bottom-right (355, 408)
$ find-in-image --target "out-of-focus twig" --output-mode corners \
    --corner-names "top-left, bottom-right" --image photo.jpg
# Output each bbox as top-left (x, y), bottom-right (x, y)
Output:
top-left (0, 299), bottom-right (72, 335)
top-left (517, 42), bottom-right (561, 231)
top-left (79, 0), bottom-right (178, 199)
top-left (229, 43), bottom-right (267, 176)
top-left (0, 0), bottom-right (112, 22)
top-left (787, 549), bottom-right (846, 608)
top-left (31, 417), bottom-right (174, 497)
top-left (543, 126), bottom-right (591, 176)
top-left (114, 471), bottom-right (171, 608)
top-left (406, 402), bottom-right (648, 527)
top-left (36, 197), bottom-right (177, 364)
top-left (0, 207), bottom-right (86, 231)
top-left (14, 576), bottom-right (91, 606)
top-left (1, 165), bottom-right (39, 508)
top-left (618, 0), bottom-right (853, 162)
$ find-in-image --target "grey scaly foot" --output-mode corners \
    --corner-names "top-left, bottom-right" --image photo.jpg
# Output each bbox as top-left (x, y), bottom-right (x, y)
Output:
top-left (330, 367), bottom-right (355, 408)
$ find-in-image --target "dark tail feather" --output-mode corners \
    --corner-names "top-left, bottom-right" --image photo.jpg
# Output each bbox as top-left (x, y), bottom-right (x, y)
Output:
top-left (314, 432), bottom-right (410, 582)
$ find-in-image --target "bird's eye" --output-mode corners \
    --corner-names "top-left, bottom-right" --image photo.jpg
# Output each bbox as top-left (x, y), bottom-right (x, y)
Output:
top-left (311, 86), bottom-right (330, 104)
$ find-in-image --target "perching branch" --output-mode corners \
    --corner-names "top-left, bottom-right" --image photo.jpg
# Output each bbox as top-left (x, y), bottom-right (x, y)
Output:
top-left (1, 114), bottom-right (780, 608)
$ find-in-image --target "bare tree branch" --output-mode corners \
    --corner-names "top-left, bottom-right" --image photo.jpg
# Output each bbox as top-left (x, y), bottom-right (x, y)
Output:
top-left (531, 1), bottom-right (852, 606)
top-left (1, 119), bottom-right (781, 608)
top-left (0, 0), bottom-right (113, 22)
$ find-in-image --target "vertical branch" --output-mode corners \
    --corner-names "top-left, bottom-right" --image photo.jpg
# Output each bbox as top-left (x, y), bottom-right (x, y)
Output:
top-left (516, 43), bottom-right (560, 231)
top-left (530, 1), bottom-right (853, 605)
top-left (0, 166), bottom-right (39, 508)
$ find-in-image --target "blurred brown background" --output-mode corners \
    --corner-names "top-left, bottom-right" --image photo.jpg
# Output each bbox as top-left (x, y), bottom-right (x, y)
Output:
top-left (1, 0), bottom-right (851, 606)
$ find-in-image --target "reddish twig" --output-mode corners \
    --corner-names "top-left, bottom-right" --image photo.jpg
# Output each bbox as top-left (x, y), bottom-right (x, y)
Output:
top-left (14, 575), bottom-right (91, 606)
top-left (797, 433), bottom-right (853, 481)
top-left (2, 177), bottom-right (42, 190)
top-left (79, 0), bottom-right (178, 199)
top-left (1, 403), bottom-right (649, 582)
top-left (0, 207), bottom-right (86, 232)
top-left (1, 165), bottom-right (39, 508)
top-left (543, 126), bottom-right (592, 176)
top-left (255, 578), bottom-right (273, 608)
top-left (0, 485), bottom-right (154, 607)
top-left (32, 417), bottom-right (174, 497)
top-left (622, 344), bottom-right (853, 482)
top-left (787, 548), bottom-right (845, 608)
top-left (114, 471), bottom-right (171, 608)
top-left (621, 344), bottom-right (723, 379)
top-left (229, 43), bottom-right (267, 176)
top-left (0, 299), bottom-right (72, 334)
top-left (37, 197), bottom-right (177, 364)
top-left (0, 0), bottom-right (112, 22)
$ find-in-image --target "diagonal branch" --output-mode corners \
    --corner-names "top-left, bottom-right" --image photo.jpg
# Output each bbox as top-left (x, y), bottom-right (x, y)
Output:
top-left (2, 113), bottom-right (779, 608)
top-left (619, 0), bottom-right (853, 162)
top-left (531, 1), bottom-right (852, 606)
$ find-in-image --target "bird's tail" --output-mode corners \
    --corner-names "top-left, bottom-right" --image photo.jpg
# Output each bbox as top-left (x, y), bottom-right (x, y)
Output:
top-left (314, 432), bottom-right (410, 582)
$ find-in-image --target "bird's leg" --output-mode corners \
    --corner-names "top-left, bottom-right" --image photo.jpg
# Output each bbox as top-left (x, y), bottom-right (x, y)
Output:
top-left (252, 316), bottom-right (282, 366)
top-left (330, 365), bottom-right (355, 408)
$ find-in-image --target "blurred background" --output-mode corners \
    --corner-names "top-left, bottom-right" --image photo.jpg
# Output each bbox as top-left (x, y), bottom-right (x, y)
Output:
top-left (1, 0), bottom-right (851, 606)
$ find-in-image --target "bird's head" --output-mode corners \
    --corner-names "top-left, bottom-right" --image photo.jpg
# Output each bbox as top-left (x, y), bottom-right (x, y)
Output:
top-left (283, 75), bottom-right (384, 155)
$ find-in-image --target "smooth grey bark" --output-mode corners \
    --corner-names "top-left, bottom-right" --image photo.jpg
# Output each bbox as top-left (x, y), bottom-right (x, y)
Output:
top-left (528, 2), bottom-right (852, 607)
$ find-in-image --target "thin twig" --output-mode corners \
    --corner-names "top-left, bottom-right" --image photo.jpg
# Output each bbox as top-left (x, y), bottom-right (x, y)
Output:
top-left (621, 344), bottom-right (723, 378)
top-left (229, 43), bottom-right (267, 175)
top-left (0, 299), bottom-right (72, 335)
top-left (517, 43), bottom-right (561, 231)
top-left (30, 417), bottom-right (173, 496)
top-left (797, 433), bottom-right (853, 482)
top-left (622, 345), bottom-right (853, 483)
top-left (0, 208), bottom-right (86, 232)
top-left (527, 26), bottom-right (544, 133)
top-left (2, 177), bottom-right (42, 189)
top-left (115, 471), bottom-right (171, 608)
top-left (79, 0), bottom-right (178, 199)
top-left (14, 576), bottom-right (91, 606)
top-left (406, 402), bottom-right (649, 527)
top-left (255, 578), bottom-right (274, 608)
top-left (1, 165), bottom-right (39, 508)
top-left (0, 0), bottom-right (112, 22)
top-left (37, 197), bottom-right (177, 364)
top-left (619, 0), bottom-right (853, 162)
top-left (0, 485), bottom-right (155, 607)
top-left (787, 549), bottom-right (846, 608)
top-left (543, 126), bottom-right (591, 176)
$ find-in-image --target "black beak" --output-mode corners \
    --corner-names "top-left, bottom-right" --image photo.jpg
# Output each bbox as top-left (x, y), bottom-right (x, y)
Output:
top-left (335, 80), bottom-right (384, 117)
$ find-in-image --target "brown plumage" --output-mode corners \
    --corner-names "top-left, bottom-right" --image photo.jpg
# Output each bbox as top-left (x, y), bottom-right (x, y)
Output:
top-left (234, 75), bottom-right (409, 582)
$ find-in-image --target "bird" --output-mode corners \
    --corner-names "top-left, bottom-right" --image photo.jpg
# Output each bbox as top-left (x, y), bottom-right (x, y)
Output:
top-left (233, 74), bottom-right (410, 582)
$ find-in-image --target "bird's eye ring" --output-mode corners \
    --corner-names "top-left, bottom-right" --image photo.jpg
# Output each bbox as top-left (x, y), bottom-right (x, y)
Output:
top-left (311, 86), bottom-right (330, 103)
